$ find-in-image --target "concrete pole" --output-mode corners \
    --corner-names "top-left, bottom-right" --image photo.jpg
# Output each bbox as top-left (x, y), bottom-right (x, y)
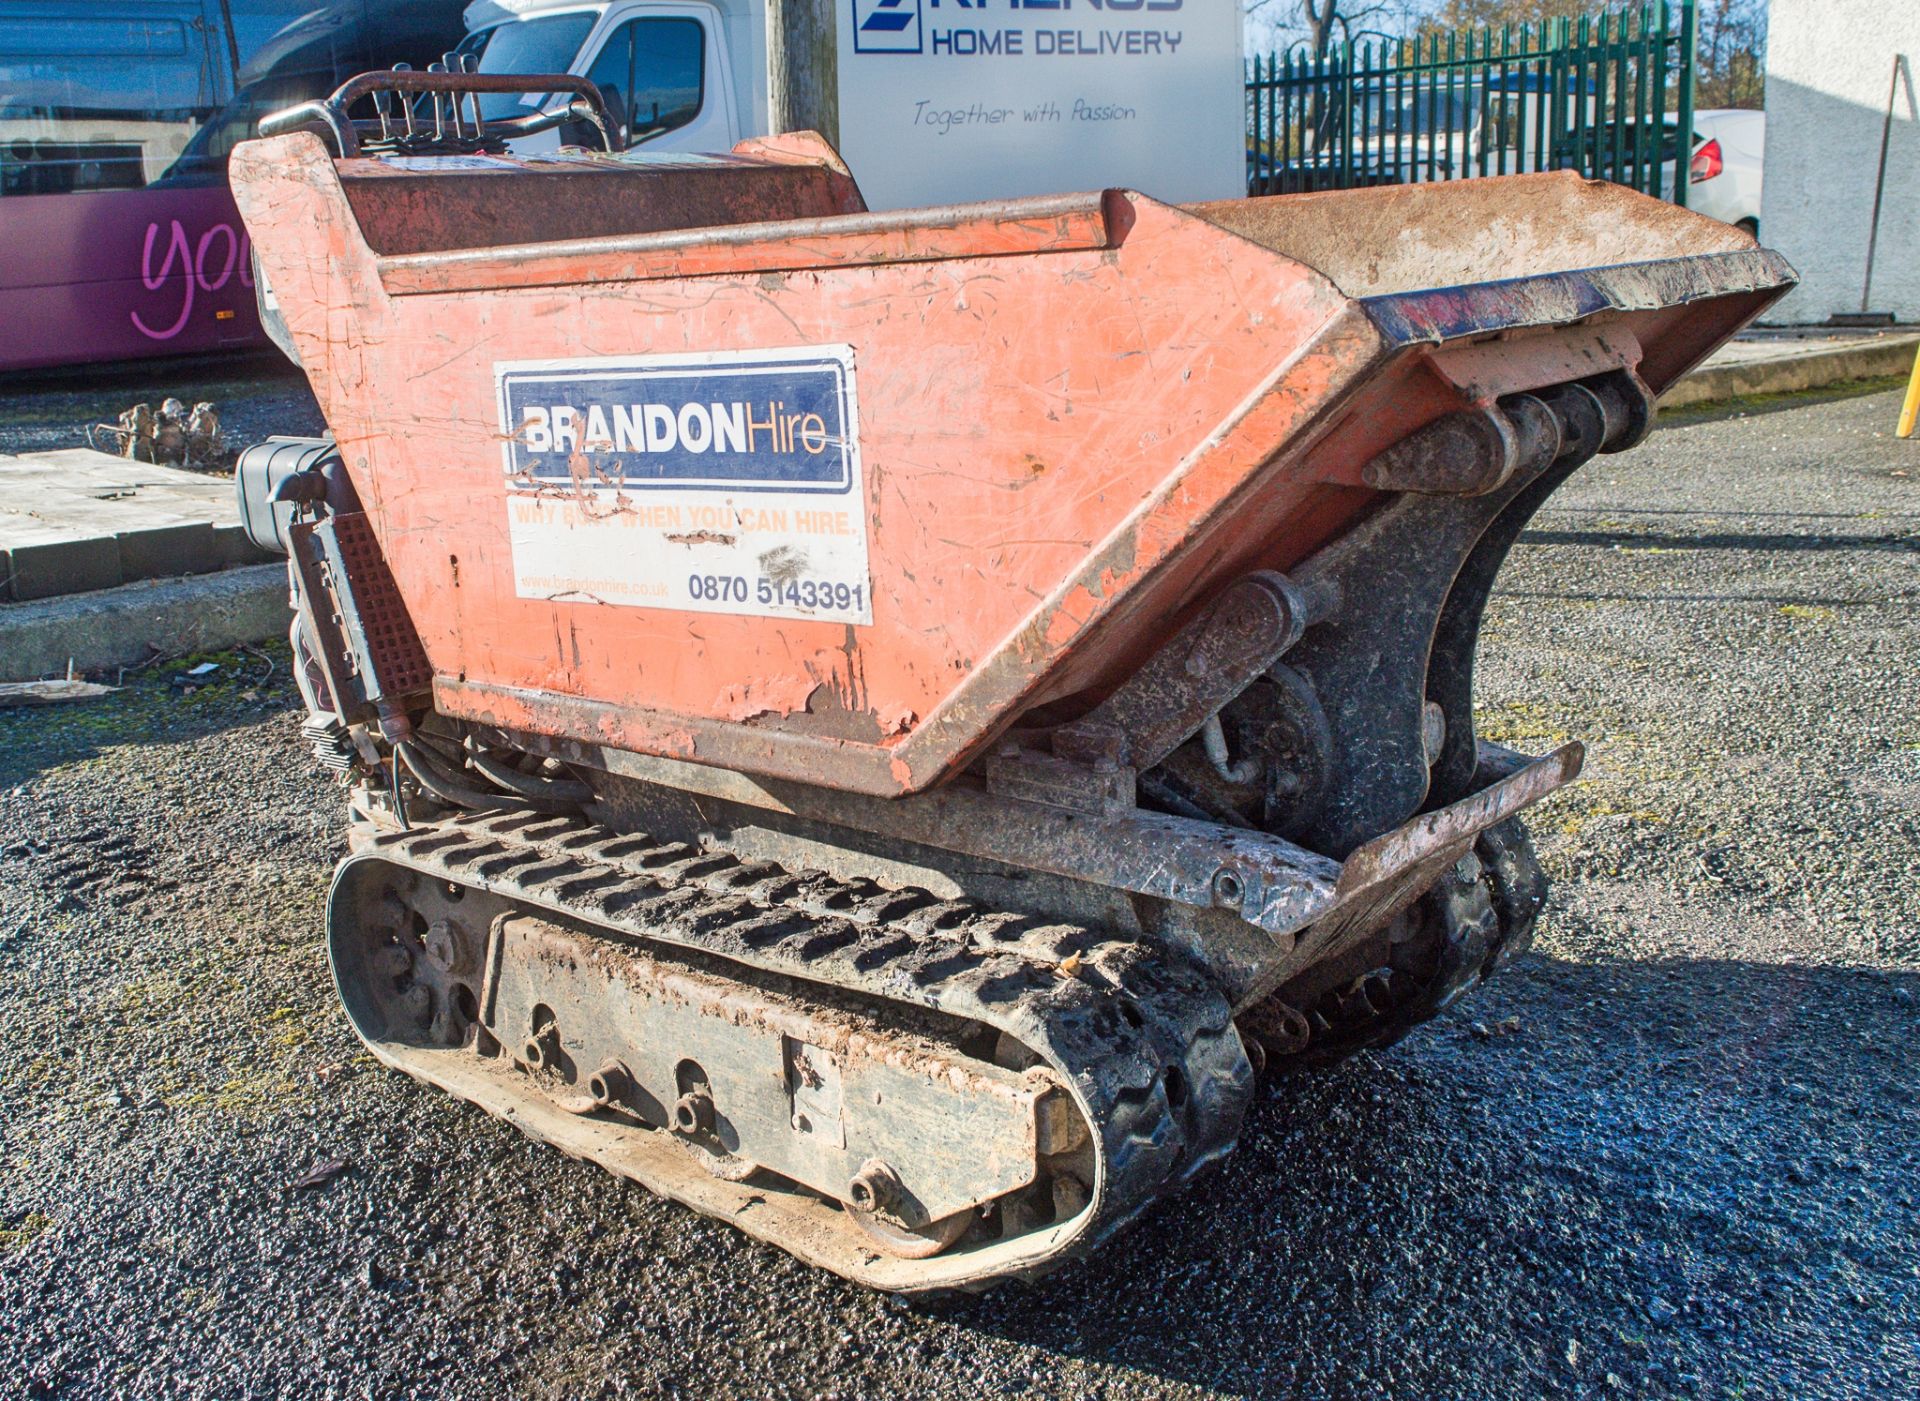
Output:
top-left (766, 0), bottom-right (840, 145)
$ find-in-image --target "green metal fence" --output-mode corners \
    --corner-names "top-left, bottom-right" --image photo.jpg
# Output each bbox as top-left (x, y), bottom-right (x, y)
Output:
top-left (1246, 2), bottom-right (1696, 203)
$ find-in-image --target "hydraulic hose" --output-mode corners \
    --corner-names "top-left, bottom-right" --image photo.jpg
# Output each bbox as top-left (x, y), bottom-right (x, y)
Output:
top-left (396, 740), bottom-right (580, 815)
top-left (463, 743), bottom-right (594, 804)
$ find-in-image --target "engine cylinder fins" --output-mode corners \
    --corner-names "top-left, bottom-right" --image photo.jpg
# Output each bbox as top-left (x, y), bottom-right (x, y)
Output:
top-left (323, 812), bottom-right (1254, 1291)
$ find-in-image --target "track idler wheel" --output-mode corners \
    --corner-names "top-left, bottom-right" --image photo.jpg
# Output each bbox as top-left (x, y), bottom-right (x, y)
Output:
top-left (1476, 817), bottom-right (1548, 974)
top-left (1241, 815), bottom-right (1543, 1068)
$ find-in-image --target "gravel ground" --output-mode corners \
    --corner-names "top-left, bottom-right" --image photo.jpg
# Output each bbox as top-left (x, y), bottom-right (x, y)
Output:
top-left (2, 382), bottom-right (1917, 1400)
top-left (0, 353), bottom-right (324, 466)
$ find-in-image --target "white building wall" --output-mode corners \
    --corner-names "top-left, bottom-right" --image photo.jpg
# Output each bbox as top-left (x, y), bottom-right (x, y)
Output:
top-left (1762, 1), bottom-right (1920, 322)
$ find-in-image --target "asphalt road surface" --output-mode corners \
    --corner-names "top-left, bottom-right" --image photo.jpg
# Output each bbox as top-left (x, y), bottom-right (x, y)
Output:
top-left (2, 384), bottom-right (1916, 1399)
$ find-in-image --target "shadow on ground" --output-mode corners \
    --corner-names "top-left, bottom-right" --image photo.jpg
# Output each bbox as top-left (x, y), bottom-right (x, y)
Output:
top-left (935, 953), bottom-right (1919, 1399)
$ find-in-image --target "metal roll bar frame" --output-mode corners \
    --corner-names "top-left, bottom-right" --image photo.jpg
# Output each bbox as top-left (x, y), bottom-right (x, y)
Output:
top-left (258, 63), bottom-right (623, 158)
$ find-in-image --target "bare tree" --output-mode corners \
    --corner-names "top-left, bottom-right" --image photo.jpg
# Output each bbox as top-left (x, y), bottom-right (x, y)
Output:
top-left (1245, 0), bottom-right (1411, 59)
top-left (1694, 0), bottom-right (1766, 109)
top-left (1303, 0), bottom-right (1342, 57)
top-left (1419, 0), bottom-right (1766, 107)
top-left (1425, 0), bottom-right (1587, 26)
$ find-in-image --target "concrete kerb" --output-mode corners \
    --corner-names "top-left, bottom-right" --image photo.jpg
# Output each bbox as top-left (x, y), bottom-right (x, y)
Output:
top-left (1660, 334), bottom-right (1920, 409)
top-left (0, 564), bottom-right (289, 683)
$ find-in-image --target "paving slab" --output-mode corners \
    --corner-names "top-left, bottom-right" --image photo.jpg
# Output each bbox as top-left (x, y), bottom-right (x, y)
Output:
top-left (0, 447), bottom-right (269, 601)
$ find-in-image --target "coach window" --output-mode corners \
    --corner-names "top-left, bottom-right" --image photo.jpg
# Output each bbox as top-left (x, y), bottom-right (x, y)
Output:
top-left (0, 13), bottom-right (215, 195)
top-left (585, 17), bottom-right (704, 145)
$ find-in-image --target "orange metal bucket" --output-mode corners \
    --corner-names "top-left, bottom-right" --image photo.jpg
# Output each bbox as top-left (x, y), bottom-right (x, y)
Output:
top-left (232, 132), bottom-right (1791, 796)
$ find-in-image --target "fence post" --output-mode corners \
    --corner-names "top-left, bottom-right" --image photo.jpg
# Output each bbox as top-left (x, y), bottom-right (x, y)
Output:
top-left (1340, 39), bottom-right (1355, 187)
top-left (1606, 10), bottom-right (1625, 186)
top-left (1650, 3), bottom-right (1669, 197)
top-left (1247, 53), bottom-right (1260, 194)
top-left (1630, 4), bottom-right (1651, 195)
top-left (1674, 0), bottom-right (1696, 207)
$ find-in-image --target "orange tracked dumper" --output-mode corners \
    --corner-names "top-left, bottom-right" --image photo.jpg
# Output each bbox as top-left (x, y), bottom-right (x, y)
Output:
top-left (229, 72), bottom-right (1794, 1289)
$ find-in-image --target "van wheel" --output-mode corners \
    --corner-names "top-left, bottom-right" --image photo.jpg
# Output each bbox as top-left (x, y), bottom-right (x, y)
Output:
top-left (1736, 217), bottom-right (1759, 239)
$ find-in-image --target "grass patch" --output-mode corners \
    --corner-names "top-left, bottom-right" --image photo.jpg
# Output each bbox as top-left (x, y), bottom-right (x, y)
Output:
top-left (0, 643), bottom-right (295, 788)
top-left (1475, 699), bottom-right (1576, 746)
top-left (1660, 374), bottom-right (1907, 427)
top-left (1559, 799), bottom-right (1666, 838)
top-left (0, 1210), bottom-right (52, 1253)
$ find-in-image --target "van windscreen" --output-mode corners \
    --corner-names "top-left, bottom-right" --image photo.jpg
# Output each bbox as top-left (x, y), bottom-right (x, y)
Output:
top-left (460, 13), bottom-right (598, 121)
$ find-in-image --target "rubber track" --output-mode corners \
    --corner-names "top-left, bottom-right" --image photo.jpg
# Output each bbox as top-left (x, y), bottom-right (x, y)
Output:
top-left (355, 809), bottom-right (1254, 1274)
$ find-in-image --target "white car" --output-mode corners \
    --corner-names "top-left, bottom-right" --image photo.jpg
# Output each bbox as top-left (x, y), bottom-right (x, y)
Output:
top-left (1665, 108), bottom-right (1764, 235)
top-left (1289, 92), bottom-right (1762, 237)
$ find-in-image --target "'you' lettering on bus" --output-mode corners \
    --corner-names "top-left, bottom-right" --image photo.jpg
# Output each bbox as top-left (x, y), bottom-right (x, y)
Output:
top-left (130, 219), bottom-right (254, 341)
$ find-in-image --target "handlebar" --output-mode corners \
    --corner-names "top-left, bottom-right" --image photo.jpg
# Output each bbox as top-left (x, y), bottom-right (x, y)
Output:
top-left (258, 65), bottom-right (624, 159)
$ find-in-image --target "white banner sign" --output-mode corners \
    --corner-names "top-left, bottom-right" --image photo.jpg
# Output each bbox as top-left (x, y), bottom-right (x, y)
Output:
top-left (496, 346), bottom-right (873, 625)
top-left (835, 0), bottom-right (1244, 210)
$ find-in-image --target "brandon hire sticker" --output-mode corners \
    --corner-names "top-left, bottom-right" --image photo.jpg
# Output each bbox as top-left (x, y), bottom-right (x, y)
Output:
top-left (496, 345), bottom-right (871, 624)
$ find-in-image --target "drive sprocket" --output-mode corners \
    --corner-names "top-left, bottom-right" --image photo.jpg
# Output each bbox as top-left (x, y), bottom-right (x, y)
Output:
top-left (1239, 816), bottom-right (1546, 1067)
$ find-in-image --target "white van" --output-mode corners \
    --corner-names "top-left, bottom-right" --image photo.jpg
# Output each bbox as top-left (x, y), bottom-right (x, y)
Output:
top-left (455, 0), bottom-right (764, 155)
top-left (447, 0), bottom-right (1248, 210)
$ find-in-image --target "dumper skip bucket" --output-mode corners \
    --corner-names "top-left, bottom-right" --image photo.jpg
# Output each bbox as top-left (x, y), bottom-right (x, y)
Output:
top-left (232, 128), bottom-right (1790, 802)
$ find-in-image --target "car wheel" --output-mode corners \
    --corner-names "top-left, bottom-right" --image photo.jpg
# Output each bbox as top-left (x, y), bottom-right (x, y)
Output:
top-left (1736, 217), bottom-right (1759, 239)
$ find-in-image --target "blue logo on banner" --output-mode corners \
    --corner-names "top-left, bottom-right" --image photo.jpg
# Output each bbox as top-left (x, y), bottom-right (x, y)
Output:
top-left (852, 0), bottom-right (921, 54)
top-left (500, 353), bottom-right (854, 495)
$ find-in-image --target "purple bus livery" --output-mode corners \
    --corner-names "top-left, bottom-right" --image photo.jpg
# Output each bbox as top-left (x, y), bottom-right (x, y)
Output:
top-left (0, 0), bottom-right (465, 373)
